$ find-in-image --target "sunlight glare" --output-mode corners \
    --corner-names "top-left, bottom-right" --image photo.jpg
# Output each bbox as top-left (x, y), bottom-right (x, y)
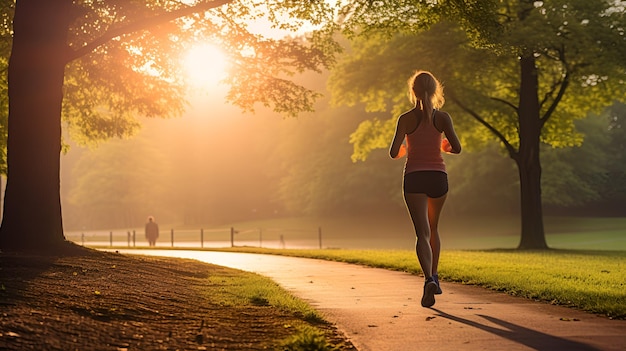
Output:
top-left (183, 43), bottom-right (229, 88)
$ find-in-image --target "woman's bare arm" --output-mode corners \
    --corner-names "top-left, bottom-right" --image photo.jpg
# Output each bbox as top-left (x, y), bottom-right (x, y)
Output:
top-left (389, 115), bottom-right (408, 159)
top-left (438, 112), bottom-right (461, 154)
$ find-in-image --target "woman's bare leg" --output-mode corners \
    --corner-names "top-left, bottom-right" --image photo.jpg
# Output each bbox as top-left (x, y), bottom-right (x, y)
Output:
top-left (428, 194), bottom-right (447, 276)
top-left (403, 192), bottom-right (432, 279)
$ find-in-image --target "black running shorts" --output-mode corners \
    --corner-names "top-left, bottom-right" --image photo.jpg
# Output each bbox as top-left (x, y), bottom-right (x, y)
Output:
top-left (403, 171), bottom-right (448, 198)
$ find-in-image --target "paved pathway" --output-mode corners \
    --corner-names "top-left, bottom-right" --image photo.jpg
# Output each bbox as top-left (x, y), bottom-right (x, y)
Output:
top-left (111, 249), bottom-right (626, 351)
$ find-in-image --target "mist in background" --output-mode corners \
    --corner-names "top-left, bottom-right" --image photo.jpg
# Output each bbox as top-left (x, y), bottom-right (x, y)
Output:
top-left (58, 74), bottom-right (625, 245)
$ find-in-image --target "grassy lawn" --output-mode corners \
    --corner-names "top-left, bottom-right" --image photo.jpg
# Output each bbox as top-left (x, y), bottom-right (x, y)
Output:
top-left (206, 247), bottom-right (626, 319)
top-left (90, 215), bottom-right (626, 319)
top-left (440, 250), bottom-right (625, 318)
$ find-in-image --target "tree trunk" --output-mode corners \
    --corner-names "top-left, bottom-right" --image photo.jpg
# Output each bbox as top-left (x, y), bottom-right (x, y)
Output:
top-left (515, 149), bottom-right (548, 249)
top-left (515, 54), bottom-right (548, 250)
top-left (0, 0), bottom-right (73, 252)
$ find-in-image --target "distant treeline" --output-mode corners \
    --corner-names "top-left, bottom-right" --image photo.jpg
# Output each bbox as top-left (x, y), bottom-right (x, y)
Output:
top-left (60, 91), bottom-right (626, 230)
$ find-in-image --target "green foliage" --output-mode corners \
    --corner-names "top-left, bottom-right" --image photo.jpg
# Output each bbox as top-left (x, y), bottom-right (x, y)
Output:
top-left (41, 0), bottom-right (626, 226)
top-left (445, 144), bottom-right (520, 214)
top-left (0, 0), bottom-right (11, 174)
top-left (348, 117), bottom-right (394, 162)
top-left (274, 122), bottom-right (400, 215)
top-left (541, 104), bottom-right (626, 210)
top-left (330, 1), bottom-right (626, 159)
top-left (202, 1), bottom-right (341, 118)
top-left (603, 102), bottom-right (626, 200)
top-left (337, 0), bottom-right (437, 39)
top-left (252, 81), bottom-right (402, 217)
top-left (61, 99), bottom-right (624, 227)
top-left (329, 0), bottom-right (626, 248)
top-left (64, 133), bottom-right (176, 229)
top-left (0, 0), bottom-right (342, 171)
top-left (542, 114), bottom-right (612, 206)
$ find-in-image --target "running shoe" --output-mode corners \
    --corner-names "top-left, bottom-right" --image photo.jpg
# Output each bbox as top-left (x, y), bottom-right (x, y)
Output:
top-left (421, 279), bottom-right (437, 307)
top-left (433, 274), bottom-right (443, 295)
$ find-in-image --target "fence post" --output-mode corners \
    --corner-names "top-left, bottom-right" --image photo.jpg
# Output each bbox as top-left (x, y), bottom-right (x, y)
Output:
top-left (81, 233), bottom-right (84, 246)
top-left (127, 231), bottom-right (131, 247)
top-left (171, 229), bottom-right (174, 247)
top-left (109, 231), bottom-right (113, 247)
top-left (230, 227), bottom-right (235, 247)
top-left (318, 226), bottom-right (322, 249)
top-left (133, 230), bottom-right (136, 247)
top-left (201, 228), bottom-right (204, 248)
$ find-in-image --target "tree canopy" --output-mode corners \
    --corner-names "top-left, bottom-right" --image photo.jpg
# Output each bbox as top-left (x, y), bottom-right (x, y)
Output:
top-left (329, 0), bottom-right (626, 248)
top-left (0, 0), bottom-right (340, 252)
top-left (2, 0), bottom-right (625, 252)
top-left (0, 0), bottom-right (340, 150)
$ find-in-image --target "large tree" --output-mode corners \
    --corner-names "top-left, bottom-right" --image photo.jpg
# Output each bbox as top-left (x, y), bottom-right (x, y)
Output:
top-left (0, 0), bottom-right (338, 252)
top-left (330, 0), bottom-right (626, 249)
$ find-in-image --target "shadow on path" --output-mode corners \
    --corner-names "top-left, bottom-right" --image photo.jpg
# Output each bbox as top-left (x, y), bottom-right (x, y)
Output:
top-left (431, 308), bottom-right (599, 351)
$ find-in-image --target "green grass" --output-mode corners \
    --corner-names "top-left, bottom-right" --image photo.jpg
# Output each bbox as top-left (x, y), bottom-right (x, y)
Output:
top-left (91, 215), bottom-right (626, 319)
top-left (439, 250), bottom-right (626, 318)
top-left (278, 326), bottom-right (340, 351)
top-left (210, 247), bottom-right (626, 319)
top-left (205, 269), bottom-right (323, 323)
top-left (203, 267), bottom-right (338, 350)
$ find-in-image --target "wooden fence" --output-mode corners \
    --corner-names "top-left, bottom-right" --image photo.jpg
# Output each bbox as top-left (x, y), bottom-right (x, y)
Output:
top-left (68, 226), bottom-right (324, 249)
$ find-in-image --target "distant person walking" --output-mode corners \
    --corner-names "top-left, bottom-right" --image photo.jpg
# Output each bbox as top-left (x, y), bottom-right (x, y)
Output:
top-left (145, 216), bottom-right (159, 247)
top-left (389, 71), bottom-right (461, 307)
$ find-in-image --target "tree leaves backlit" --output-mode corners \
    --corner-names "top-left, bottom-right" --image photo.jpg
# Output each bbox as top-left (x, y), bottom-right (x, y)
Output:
top-left (0, 0), bottom-right (341, 150)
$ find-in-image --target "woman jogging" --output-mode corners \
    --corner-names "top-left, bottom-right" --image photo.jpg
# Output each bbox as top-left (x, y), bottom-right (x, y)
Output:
top-left (389, 70), bottom-right (461, 308)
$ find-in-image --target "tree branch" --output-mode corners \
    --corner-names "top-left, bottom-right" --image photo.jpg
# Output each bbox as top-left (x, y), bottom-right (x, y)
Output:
top-left (539, 75), bottom-right (563, 109)
top-left (450, 94), bottom-right (518, 158)
top-left (490, 96), bottom-right (518, 112)
top-left (66, 0), bottom-right (233, 63)
top-left (540, 72), bottom-right (569, 128)
top-left (540, 46), bottom-right (570, 128)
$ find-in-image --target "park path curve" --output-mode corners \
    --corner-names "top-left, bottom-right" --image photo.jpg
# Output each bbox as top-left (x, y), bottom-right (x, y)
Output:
top-left (110, 249), bottom-right (626, 351)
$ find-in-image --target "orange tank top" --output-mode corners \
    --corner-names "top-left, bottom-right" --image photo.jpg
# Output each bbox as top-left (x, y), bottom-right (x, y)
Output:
top-left (405, 110), bottom-right (446, 174)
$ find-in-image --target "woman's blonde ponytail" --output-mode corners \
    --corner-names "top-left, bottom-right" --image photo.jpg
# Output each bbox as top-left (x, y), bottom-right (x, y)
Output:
top-left (408, 70), bottom-right (445, 125)
top-left (422, 90), bottom-right (433, 124)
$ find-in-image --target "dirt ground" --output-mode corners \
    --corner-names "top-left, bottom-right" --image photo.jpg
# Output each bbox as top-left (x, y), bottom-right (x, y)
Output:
top-left (0, 244), bottom-right (355, 350)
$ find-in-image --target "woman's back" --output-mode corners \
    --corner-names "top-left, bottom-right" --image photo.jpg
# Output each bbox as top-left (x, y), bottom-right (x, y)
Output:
top-left (405, 110), bottom-right (445, 174)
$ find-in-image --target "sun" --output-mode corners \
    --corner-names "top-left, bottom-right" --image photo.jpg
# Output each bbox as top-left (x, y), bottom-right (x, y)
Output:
top-left (183, 43), bottom-right (229, 88)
